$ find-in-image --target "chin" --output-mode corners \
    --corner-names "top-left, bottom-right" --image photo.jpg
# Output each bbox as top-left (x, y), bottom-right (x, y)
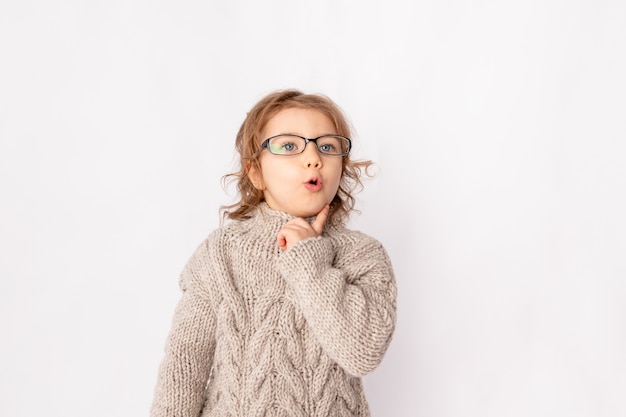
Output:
top-left (299, 204), bottom-right (326, 217)
top-left (294, 205), bottom-right (324, 218)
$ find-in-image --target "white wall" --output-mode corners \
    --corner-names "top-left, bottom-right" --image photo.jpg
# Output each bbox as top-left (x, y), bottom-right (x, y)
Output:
top-left (1, 1), bottom-right (625, 416)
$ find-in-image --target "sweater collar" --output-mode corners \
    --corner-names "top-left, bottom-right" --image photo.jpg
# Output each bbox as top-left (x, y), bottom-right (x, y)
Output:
top-left (244, 203), bottom-right (344, 238)
top-left (252, 202), bottom-right (332, 229)
top-left (255, 202), bottom-right (295, 223)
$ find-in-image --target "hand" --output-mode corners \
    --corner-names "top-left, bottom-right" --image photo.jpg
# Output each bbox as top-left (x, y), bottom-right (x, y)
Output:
top-left (277, 205), bottom-right (329, 251)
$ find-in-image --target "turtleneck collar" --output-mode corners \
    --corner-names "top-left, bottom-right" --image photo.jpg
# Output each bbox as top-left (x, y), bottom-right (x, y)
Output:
top-left (247, 202), bottom-right (342, 234)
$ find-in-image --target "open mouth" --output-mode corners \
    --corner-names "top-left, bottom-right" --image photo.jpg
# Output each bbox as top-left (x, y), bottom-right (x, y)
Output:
top-left (305, 177), bottom-right (322, 191)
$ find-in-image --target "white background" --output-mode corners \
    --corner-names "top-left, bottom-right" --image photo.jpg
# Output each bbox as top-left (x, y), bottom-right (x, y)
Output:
top-left (1, 1), bottom-right (625, 416)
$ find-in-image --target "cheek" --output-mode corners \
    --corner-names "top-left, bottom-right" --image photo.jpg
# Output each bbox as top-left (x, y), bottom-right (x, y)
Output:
top-left (328, 164), bottom-right (344, 190)
top-left (260, 158), bottom-right (293, 185)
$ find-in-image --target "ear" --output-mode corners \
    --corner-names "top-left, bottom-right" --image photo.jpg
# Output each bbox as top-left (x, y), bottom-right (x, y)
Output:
top-left (246, 161), bottom-right (265, 190)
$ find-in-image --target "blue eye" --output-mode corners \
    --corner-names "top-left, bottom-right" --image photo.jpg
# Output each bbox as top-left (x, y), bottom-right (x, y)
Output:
top-left (317, 136), bottom-right (343, 154)
top-left (319, 143), bottom-right (335, 153)
top-left (268, 136), bottom-right (302, 155)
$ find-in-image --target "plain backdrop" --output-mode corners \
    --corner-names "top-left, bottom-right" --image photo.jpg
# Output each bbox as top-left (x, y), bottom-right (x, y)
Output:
top-left (1, 1), bottom-right (625, 416)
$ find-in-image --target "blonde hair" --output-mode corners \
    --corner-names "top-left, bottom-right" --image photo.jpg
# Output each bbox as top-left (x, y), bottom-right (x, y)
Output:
top-left (221, 89), bottom-right (373, 224)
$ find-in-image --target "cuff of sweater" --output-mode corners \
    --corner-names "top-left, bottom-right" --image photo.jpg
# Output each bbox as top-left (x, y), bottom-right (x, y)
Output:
top-left (276, 236), bottom-right (334, 281)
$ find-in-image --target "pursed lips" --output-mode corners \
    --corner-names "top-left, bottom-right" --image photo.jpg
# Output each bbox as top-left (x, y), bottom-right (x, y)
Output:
top-left (304, 176), bottom-right (322, 191)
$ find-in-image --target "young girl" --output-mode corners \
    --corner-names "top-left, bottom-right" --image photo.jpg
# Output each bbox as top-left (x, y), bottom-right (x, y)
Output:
top-left (151, 90), bottom-right (397, 417)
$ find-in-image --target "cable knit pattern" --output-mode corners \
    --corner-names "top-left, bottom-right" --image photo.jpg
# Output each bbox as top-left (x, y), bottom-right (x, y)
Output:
top-left (151, 204), bottom-right (397, 417)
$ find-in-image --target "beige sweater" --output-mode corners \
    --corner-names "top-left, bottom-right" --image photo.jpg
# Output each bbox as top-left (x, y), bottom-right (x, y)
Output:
top-left (151, 203), bottom-right (397, 417)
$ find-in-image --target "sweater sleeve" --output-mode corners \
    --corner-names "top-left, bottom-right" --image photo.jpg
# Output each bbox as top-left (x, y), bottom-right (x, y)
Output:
top-left (276, 232), bottom-right (397, 377)
top-left (151, 240), bottom-right (218, 417)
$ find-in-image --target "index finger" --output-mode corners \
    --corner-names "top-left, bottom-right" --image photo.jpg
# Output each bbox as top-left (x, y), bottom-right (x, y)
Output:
top-left (311, 204), bottom-right (329, 234)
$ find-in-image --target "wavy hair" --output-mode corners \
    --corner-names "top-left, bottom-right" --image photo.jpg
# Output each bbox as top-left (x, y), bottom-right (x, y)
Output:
top-left (221, 89), bottom-right (373, 224)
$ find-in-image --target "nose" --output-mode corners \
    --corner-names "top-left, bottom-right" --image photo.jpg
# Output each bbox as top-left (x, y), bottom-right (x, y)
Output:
top-left (303, 142), bottom-right (322, 168)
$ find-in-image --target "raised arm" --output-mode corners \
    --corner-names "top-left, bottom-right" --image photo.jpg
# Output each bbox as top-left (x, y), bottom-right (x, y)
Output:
top-left (277, 233), bottom-right (397, 377)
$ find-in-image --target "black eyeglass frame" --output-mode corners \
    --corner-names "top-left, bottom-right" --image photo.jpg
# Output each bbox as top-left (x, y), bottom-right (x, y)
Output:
top-left (260, 134), bottom-right (352, 157)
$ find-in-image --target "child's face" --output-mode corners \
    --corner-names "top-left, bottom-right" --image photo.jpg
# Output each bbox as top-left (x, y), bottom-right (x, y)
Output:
top-left (249, 107), bottom-right (343, 218)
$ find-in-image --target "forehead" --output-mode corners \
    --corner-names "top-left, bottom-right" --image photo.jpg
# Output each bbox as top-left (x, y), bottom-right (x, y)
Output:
top-left (263, 107), bottom-right (336, 138)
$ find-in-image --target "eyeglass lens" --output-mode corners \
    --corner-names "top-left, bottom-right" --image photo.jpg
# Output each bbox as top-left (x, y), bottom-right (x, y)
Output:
top-left (267, 135), bottom-right (349, 155)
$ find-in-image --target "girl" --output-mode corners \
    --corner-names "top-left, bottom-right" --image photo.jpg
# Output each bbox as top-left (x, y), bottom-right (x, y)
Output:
top-left (151, 89), bottom-right (397, 417)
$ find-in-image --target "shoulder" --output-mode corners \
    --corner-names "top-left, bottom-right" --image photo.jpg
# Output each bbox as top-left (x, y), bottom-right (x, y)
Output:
top-left (326, 225), bottom-right (391, 262)
top-left (327, 225), bottom-right (384, 249)
top-left (203, 217), bottom-right (254, 247)
top-left (322, 225), bottom-right (395, 287)
top-left (179, 220), bottom-right (249, 287)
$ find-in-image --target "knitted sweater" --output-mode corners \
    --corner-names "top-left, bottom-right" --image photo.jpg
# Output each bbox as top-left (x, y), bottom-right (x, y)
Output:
top-left (151, 203), bottom-right (397, 417)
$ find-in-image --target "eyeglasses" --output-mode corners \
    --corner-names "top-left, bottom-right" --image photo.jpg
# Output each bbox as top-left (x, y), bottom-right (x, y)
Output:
top-left (261, 134), bottom-right (351, 156)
